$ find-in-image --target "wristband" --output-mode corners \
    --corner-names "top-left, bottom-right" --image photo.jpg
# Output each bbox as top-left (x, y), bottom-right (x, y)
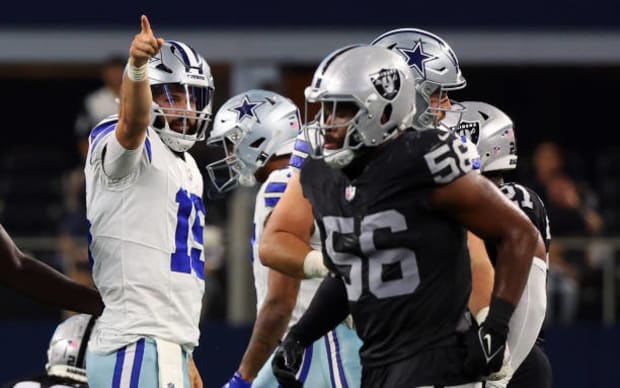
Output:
top-left (485, 297), bottom-right (515, 335)
top-left (303, 250), bottom-right (328, 278)
top-left (126, 62), bottom-right (148, 82)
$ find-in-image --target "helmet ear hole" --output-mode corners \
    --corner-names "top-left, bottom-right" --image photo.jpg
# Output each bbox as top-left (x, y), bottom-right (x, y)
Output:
top-left (381, 104), bottom-right (393, 125)
top-left (249, 137), bottom-right (266, 148)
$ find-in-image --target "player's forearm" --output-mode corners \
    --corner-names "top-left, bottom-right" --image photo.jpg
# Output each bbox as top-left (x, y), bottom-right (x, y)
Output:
top-left (259, 231), bottom-right (310, 279)
top-left (467, 231), bottom-right (494, 316)
top-left (291, 274), bottom-right (349, 346)
top-left (492, 224), bottom-right (539, 306)
top-left (0, 228), bottom-right (21, 276)
top-left (117, 69), bottom-right (151, 148)
top-left (9, 254), bottom-right (103, 315)
top-left (238, 301), bottom-right (293, 381)
top-left (469, 253), bottom-right (494, 317)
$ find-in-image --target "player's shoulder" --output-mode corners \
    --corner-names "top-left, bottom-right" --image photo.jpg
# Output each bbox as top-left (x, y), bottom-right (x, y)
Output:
top-left (396, 129), bottom-right (474, 185)
top-left (258, 166), bottom-right (293, 209)
top-left (289, 136), bottom-right (312, 173)
top-left (89, 116), bottom-right (118, 144)
top-left (502, 182), bottom-right (544, 202)
top-left (262, 166), bottom-right (293, 196)
top-left (401, 127), bottom-right (456, 149)
top-left (267, 166), bottom-right (294, 183)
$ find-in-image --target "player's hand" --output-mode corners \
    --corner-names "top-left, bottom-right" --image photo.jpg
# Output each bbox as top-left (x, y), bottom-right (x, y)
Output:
top-left (485, 375), bottom-right (511, 388)
top-left (129, 15), bottom-right (164, 67)
top-left (463, 320), bottom-right (509, 379)
top-left (272, 335), bottom-right (305, 388)
top-left (222, 371), bottom-right (251, 388)
top-left (189, 357), bottom-right (204, 388)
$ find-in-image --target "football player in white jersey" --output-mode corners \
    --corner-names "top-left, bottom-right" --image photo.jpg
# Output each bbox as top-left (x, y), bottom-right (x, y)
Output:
top-left (3, 314), bottom-right (95, 388)
top-left (84, 16), bottom-right (213, 388)
top-left (205, 89), bottom-right (362, 388)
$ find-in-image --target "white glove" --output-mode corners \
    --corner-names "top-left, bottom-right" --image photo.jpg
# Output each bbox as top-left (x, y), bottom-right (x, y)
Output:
top-left (303, 250), bottom-right (329, 278)
top-left (485, 375), bottom-right (510, 388)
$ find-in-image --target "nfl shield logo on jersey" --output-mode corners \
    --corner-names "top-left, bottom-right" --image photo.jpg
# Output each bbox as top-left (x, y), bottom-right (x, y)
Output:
top-left (345, 184), bottom-right (356, 201)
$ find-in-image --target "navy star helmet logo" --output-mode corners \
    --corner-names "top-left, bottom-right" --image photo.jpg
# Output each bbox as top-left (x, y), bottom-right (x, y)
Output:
top-left (370, 68), bottom-right (401, 100)
top-left (397, 41), bottom-right (435, 78)
top-left (229, 95), bottom-right (265, 123)
top-left (452, 120), bottom-right (480, 145)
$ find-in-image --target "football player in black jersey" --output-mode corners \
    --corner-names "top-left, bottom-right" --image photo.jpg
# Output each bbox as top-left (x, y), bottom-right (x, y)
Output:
top-left (454, 101), bottom-right (552, 388)
top-left (0, 224), bottom-right (103, 315)
top-left (270, 44), bottom-right (545, 388)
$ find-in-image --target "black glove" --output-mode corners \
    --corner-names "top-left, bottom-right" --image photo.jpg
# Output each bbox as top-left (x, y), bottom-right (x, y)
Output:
top-left (272, 333), bottom-right (306, 388)
top-left (463, 297), bottom-right (514, 379)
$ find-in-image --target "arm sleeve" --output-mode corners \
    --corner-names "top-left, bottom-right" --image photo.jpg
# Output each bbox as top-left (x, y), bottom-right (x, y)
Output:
top-left (102, 130), bottom-right (146, 179)
top-left (288, 273), bottom-right (349, 346)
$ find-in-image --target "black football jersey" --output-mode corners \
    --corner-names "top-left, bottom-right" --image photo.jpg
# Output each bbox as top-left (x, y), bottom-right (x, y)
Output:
top-left (484, 182), bottom-right (551, 266)
top-left (300, 129), bottom-right (477, 367)
top-left (485, 182), bottom-right (550, 343)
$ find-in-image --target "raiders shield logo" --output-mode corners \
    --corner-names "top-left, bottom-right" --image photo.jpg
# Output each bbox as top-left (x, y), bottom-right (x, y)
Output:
top-left (453, 120), bottom-right (480, 144)
top-left (370, 68), bottom-right (401, 100)
top-left (345, 184), bottom-right (356, 201)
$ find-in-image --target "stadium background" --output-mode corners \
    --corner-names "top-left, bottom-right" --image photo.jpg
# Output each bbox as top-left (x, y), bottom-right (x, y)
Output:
top-left (1, 1), bottom-right (620, 387)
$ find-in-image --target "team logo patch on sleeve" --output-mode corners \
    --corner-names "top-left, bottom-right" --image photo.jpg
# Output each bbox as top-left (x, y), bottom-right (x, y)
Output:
top-left (370, 68), bottom-right (401, 100)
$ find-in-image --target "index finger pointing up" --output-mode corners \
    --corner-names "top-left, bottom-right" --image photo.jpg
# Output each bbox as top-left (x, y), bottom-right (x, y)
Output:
top-left (141, 15), bottom-right (153, 35)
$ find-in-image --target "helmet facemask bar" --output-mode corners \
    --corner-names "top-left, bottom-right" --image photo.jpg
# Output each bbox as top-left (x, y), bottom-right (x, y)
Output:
top-left (304, 98), bottom-right (366, 166)
top-left (205, 129), bottom-right (247, 193)
top-left (413, 80), bottom-right (465, 131)
top-left (152, 83), bottom-right (213, 141)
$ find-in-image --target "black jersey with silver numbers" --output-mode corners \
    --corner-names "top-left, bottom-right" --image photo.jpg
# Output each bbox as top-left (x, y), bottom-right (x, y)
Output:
top-left (485, 182), bottom-right (551, 266)
top-left (300, 129), bottom-right (476, 367)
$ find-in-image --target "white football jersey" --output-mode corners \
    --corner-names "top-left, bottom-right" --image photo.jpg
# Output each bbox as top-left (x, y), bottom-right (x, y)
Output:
top-left (252, 166), bottom-right (322, 328)
top-left (85, 118), bottom-right (205, 353)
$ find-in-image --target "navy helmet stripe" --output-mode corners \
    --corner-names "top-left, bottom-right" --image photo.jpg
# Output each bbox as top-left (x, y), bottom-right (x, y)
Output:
top-left (169, 41), bottom-right (194, 67)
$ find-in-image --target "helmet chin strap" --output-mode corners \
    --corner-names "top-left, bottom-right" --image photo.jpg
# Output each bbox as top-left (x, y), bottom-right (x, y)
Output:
top-left (324, 148), bottom-right (355, 169)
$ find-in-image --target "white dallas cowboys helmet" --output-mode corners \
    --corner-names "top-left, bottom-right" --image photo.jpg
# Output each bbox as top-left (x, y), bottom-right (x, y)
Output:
top-left (371, 28), bottom-right (466, 130)
top-left (453, 101), bottom-right (517, 172)
top-left (206, 89), bottom-right (301, 192)
top-left (46, 314), bottom-right (97, 383)
top-left (305, 44), bottom-right (417, 168)
top-left (148, 40), bottom-right (215, 152)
